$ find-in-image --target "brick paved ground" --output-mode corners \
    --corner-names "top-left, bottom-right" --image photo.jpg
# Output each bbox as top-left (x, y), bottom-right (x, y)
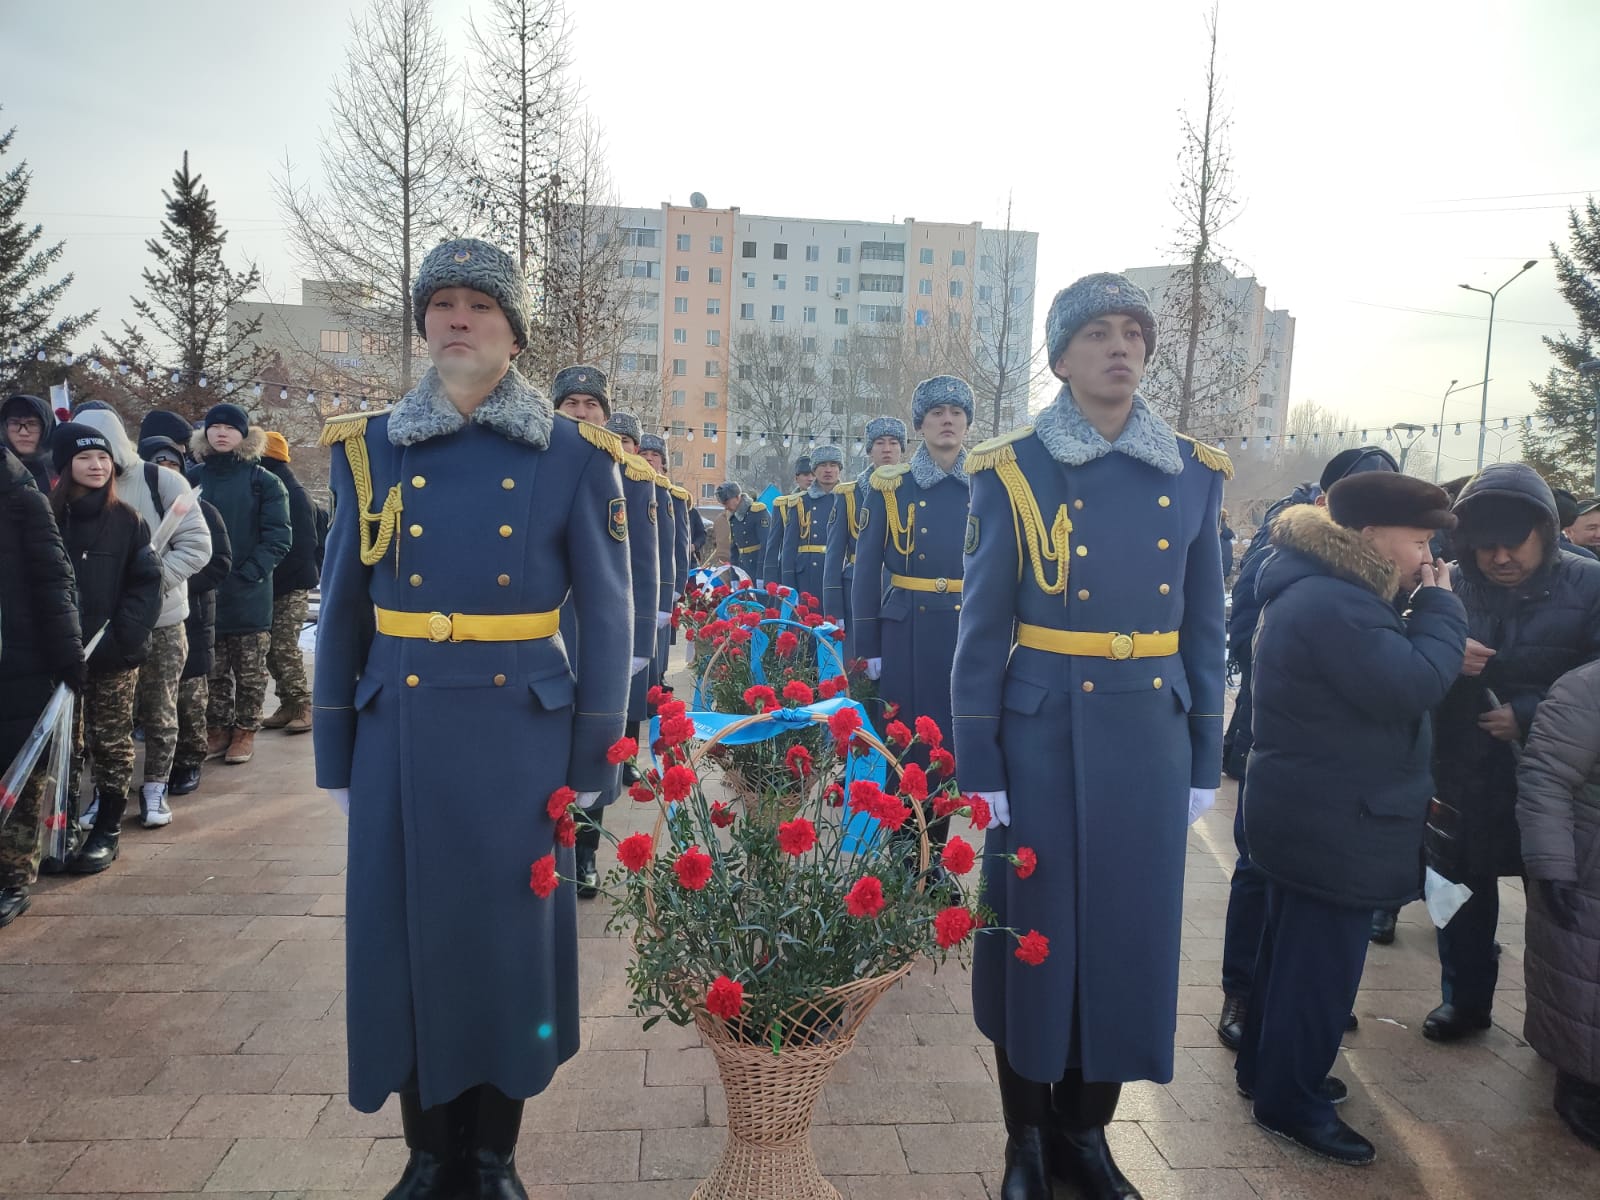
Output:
top-left (1, 664), bottom-right (1595, 1198)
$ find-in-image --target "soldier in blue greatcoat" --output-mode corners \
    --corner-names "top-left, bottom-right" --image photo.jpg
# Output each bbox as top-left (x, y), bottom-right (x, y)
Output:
top-left (782, 444), bottom-right (842, 606)
top-left (762, 456), bottom-right (811, 589)
top-left (638, 433), bottom-right (678, 685)
top-left (825, 416), bottom-right (905, 658)
top-left (951, 274), bottom-right (1229, 1200)
top-left (313, 239), bottom-right (631, 1200)
top-left (717, 481), bottom-right (768, 579)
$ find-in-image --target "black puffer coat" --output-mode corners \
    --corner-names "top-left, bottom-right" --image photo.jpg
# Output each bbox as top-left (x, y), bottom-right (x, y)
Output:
top-left (183, 498), bottom-right (233, 681)
top-left (262, 458), bottom-right (320, 596)
top-left (0, 448), bottom-right (81, 766)
top-left (54, 487), bottom-right (163, 675)
top-left (1428, 464), bottom-right (1600, 879)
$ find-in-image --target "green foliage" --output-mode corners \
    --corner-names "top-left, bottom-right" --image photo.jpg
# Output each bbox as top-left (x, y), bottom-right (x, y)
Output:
top-left (1523, 198), bottom-right (1600, 492)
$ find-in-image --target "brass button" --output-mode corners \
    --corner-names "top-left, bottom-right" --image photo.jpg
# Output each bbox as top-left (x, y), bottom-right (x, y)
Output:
top-left (919, 527), bottom-right (927, 534)
top-left (501, 478), bottom-right (515, 490)
top-left (406, 674), bottom-right (420, 687)
top-left (918, 553), bottom-right (926, 561)
top-left (411, 475), bottom-right (426, 488)
top-left (409, 524), bottom-right (423, 537)
top-left (918, 500), bottom-right (927, 507)
top-left (1081, 681), bottom-right (1095, 693)
top-left (1157, 538), bottom-right (1170, 550)
top-left (497, 573), bottom-right (511, 586)
top-left (954, 603), bottom-right (961, 611)
top-left (1158, 496), bottom-right (1171, 508)
top-left (1153, 677), bottom-right (1164, 689)
top-left (493, 674), bottom-right (507, 687)
top-left (1159, 583), bottom-right (1171, 595)
top-left (1078, 589), bottom-right (1090, 601)
top-left (1075, 545), bottom-right (1087, 558)
top-left (499, 524), bottom-right (513, 537)
top-left (1073, 499), bottom-right (1084, 510)
top-left (409, 573), bottom-right (423, 587)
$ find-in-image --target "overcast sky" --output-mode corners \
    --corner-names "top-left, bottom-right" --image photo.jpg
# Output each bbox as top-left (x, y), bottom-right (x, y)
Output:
top-left (5, 0), bottom-right (1596, 476)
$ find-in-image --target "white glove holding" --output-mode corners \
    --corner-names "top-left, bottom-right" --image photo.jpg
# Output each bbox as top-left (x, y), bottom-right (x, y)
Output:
top-left (630, 656), bottom-right (649, 675)
top-left (575, 790), bottom-right (601, 810)
top-left (865, 657), bottom-right (883, 681)
top-left (673, 591), bottom-right (683, 604)
top-left (656, 611), bottom-right (672, 630)
top-left (1188, 788), bottom-right (1217, 825)
top-left (326, 788), bottom-right (350, 815)
top-left (973, 789), bottom-right (1009, 830)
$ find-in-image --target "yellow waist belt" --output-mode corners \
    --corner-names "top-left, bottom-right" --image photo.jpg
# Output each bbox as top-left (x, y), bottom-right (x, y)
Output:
top-left (890, 573), bottom-right (963, 594)
top-left (736, 544), bottom-right (762, 554)
top-left (1016, 623), bottom-right (1178, 661)
top-left (375, 606), bottom-right (560, 643)
top-left (798, 544), bottom-right (827, 554)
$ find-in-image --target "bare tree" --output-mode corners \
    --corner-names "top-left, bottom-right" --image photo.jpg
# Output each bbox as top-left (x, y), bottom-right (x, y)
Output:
top-left (965, 198), bottom-right (1040, 436)
top-left (728, 329), bottom-right (828, 486)
top-left (275, 0), bottom-right (468, 394)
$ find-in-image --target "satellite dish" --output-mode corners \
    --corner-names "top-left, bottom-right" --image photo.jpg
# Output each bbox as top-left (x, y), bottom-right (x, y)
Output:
top-left (690, 192), bottom-right (708, 209)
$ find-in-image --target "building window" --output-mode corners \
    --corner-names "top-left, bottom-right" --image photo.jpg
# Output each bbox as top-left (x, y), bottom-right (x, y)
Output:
top-left (977, 316), bottom-right (993, 333)
top-left (859, 303), bottom-right (902, 324)
top-left (706, 360), bottom-right (721, 377)
top-left (860, 274), bottom-right (903, 293)
top-left (1011, 285), bottom-right (1027, 303)
top-left (805, 244), bottom-right (819, 262)
top-left (738, 364), bottom-right (753, 380)
top-left (978, 284), bottom-right (993, 302)
top-left (837, 246), bottom-right (852, 263)
top-left (676, 233), bottom-right (691, 252)
top-left (709, 267), bottom-right (723, 284)
top-left (735, 454), bottom-right (750, 470)
top-left (620, 353), bottom-right (658, 372)
top-left (319, 330), bottom-right (350, 353)
top-left (772, 274), bottom-right (787, 290)
top-left (799, 397), bottom-right (815, 413)
top-left (671, 421), bottom-right (687, 437)
top-left (804, 275), bottom-right (819, 292)
top-left (950, 249), bottom-right (966, 266)
top-left (707, 297), bottom-right (721, 315)
top-left (702, 452), bottom-right (718, 469)
top-left (706, 329), bottom-right (720, 346)
top-left (672, 358), bottom-right (687, 376)
top-left (768, 366), bottom-right (783, 382)
top-left (801, 336), bottom-right (817, 353)
top-left (835, 278), bottom-right (850, 295)
top-left (831, 367), bottom-right (846, 386)
top-left (980, 254), bottom-right (995, 271)
top-left (919, 248), bottom-right (934, 265)
top-left (630, 322), bottom-right (658, 342)
top-left (624, 227), bottom-right (657, 247)
top-left (860, 242), bottom-right (905, 262)
top-left (834, 308), bottom-right (849, 325)
top-left (673, 296), bottom-right (688, 314)
top-left (949, 280), bottom-right (964, 298)
top-left (918, 278), bottom-right (932, 296)
top-left (948, 312), bottom-right (961, 330)
top-left (773, 243), bottom-right (788, 260)
top-left (802, 306), bottom-right (817, 323)
top-left (621, 259), bottom-right (659, 278)
top-left (771, 305), bottom-right (785, 322)
top-left (833, 338), bottom-right (848, 354)
top-left (673, 328), bottom-right (687, 344)
top-left (743, 272), bottom-right (756, 288)
top-left (671, 451), bottom-right (684, 468)
top-left (740, 303), bottom-right (755, 320)
top-left (799, 366), bottom-right (817, 384)
top-left (671, 389), bottom-right (687, 407)
top-left (741, 240), bottom-right (757, 257)
top-left (705, 391), bottom-right (720, 407)
top-left (674, 266), bottom-right (689, 282)
top-left (703, 422), bottom-right (717, 439)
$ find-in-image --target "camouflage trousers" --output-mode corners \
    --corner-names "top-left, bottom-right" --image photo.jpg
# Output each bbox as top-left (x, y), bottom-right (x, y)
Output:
top-left (133, 623), bottom-right (187, 782)
top-left (267, 591), bottom-right (311, 709)
top-left (68, 669), bottom-right (140, 814)
top-left (175, 676), bottom-right (209, 769)
top-left (0, 760), bottom-right (47, 888)
top-left (208, 631), bottom-right (271, 732)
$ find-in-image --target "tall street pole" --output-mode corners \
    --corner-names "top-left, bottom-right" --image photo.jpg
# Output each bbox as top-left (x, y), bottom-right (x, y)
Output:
top-left (1433, 377), bottom-right (1488, 482)
top-left (1460, 259), bottom-right (1538, 471)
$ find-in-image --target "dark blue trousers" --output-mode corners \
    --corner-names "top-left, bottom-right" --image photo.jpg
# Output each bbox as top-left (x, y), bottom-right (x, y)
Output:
top-left (1436, 873), bottom-right (1500, 1013)
top-left (1221, 775), bottom-right (1267, 998)
top-left (1235, 883), bottom-right (1368, 1130)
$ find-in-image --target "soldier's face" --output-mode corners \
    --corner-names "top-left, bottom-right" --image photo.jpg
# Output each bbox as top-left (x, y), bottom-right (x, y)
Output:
top-left (795, 472), bottom-right (814, 489)
top-left (642, 449), bottom-right (666, 472)
top-left (869, 436), bottom-right (902, 467)
top-left (425, 287), bottom-right (519, 384)
top-left (921, 404), bottom-right (969, 453)
top-left (558, 393), bottom-right (607, 425)
top-left (814, 462), bottom-right (840, 486)
top-left (1054, 315), bottom-right (1146, 404)
top-left (619, 435), bottom-right (638, 454)
top-left (722, 494), bottom-right (741, 512)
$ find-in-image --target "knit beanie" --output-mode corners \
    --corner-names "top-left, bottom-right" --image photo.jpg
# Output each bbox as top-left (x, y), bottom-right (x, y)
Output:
top-left (263, 431), bottom-right (291, 463)
top-left (52, 421), bottom-right (115, 475)
top-left (204, 403), bottom-right (251, 438)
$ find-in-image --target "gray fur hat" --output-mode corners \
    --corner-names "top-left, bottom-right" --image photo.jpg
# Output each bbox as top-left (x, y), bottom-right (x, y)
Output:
top-left (1045, 272), bottom-right (1157, 371)
top-left (411, 238), bottom-right (530, 351)
top-left (811, 444), bottom-right (844, 467)
top-left (911, 376), bottom-right (974, 429)
top-left (605, 410), bottom-right (641, 444)
top-left (554, 364), bottom-right (610, 415)
top-left (639, 431), bottom-right (667, 457)
top-left (793, 456), bottom-right (813, 476)
top-left (715, 481), bottom-right (741, 502)
top-left (864, 415), bottom-right (907, 448)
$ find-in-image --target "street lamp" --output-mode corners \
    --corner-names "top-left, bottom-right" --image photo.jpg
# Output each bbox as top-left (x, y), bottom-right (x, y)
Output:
top-left (1432, 377), bottom-right (1488, 481)
top-left (1460, 259), bottom-right (1538, 470)
top-left (1391, 422), bottom-right (1425, 473)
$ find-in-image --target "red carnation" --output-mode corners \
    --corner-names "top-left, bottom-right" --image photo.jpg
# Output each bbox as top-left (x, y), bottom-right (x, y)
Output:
top-left (529, 853), bottom-right (559, 898)
top-left (845, 876), bottom-right (886, 918)
top-left (661, 764), bottom-right (698, 803)
top-left (766, 581), bottom-right (780, 595)
top-left (710, 801), bottom-right (737, 828)
top-left (832, 627), bottom-right (845, 642)
top-left (885, 720), bottom-right (912, 749)
top-left (628, 781), bottom-right (656, 804)
top-left (618, 832), bottom-right (654, 873)
top-left (929, 748), bottom-right (956, 777)
top-left (965, 794), bottom-right (993, 831)
top-left (659, 714), bottom-right (696, 746)
top-left (817, 676), bottom-right (841, 700)
top-left (785, 744), bottom-right (814, 779)
top-left (782, 679), bottom-right (814, 705)
top-left (915, 715), bottom-right (944, 748)
top-left (933, 906), bottom-right (976, 948)
top-left (828, 706), bottom-right (863, 749)
top-left (765, 606), bottom-right (780, 618)
top-left (647, 685), bottom-right (668, 710)
top-left (659, 698), bottom-right (688, 721)
top-left (555, 813), bottom-right (577, 848)
top-left (932, 792), bottom-right (964, 819)
top-left (941, 836), bottom-right (977, 876)
top-left (775, 630), bottom-right (800, 656)
top-left (898, 763), bottom-right (929, 802)
top-left (546, 786), bottom-right (576, 821)
top-left (777, 817), bottom-right (817, 856)
top-left (706, 975), bottom-right (744, 1019)
top-left (1015, 930), bottom-right (1050, 965)
top-left (848, 779), bottom-right (882, 815)
top-left (802, 592), bottom-right (819, 609)
top-left (883, 701), bottom-right (900, 721)
top-left (606, 736), bottom-right (638, 765)
top-left (743, 684), bottom-right (779, 713)
top-left (873, 796), bottom-right (911, 832)
top-left (674, 846), bottom-right (714, 890)
top-left (823, 782), bottom-right (844, 807)
top-left (1014, 847), bottom-right (1038, 880)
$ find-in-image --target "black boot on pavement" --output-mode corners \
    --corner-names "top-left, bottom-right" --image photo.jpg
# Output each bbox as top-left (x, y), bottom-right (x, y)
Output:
top-left (0, 886), bottom-right (30, 928)
top-left (69, 800), bottom-right (125, 875)
top-left (1051, 1068), bottom-right (1142, 1199)
top-left (1369, 909), bottom-right (1397, 945)
top-left (1554, 1070), bottom-right (1600, 1151)
top-left (1254, 1110), bottom-right (1376, 1166)
top-left (994, 1046), bottom-right (1052, 1200)
top-left (1217, 994), bottom-right (1247, 1051)
top-left (1422, 1003), bottom-right (1491, 1042)
top-left (469, 1085), bottom-right (528, 1200)
top-left (169, 762), bottom-right (203, 796)
top-left (1238, 1075), bottom-right (1349, 1105)
top-left (383, 1088), bottom-right (465, 1200)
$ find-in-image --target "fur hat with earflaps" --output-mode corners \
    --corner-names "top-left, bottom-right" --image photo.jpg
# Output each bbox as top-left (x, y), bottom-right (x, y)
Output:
top-left (1327, 473), bottom-right (1457, 532)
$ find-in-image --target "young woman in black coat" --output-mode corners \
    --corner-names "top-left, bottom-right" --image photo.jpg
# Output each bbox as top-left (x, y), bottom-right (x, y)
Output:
top-left (49, 423), bottom-right (162, 873)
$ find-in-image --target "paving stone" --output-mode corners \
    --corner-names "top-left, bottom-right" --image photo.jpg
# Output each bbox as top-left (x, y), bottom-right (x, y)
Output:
top-left (0, 1141), bottom-right (87, 1191)
top-left (172, 1094), bottom-right (332, 1138)
top-left (142, 1054), bottom-right (293, 1095)
top-left (204, 1137), bottom-right (373, 1191)
top-left (54, 1138), bottom-right (233, 1193)
top-left (33, 1094), bottom-right (199, 1141)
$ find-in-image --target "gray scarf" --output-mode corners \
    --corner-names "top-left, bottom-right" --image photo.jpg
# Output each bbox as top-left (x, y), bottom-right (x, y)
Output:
top-left (387, 365), bottom-right (554, 450)
top-left (910, 444), bottom-right (969, 489)
top-left (1032, 386), bottom-right (1182, 476)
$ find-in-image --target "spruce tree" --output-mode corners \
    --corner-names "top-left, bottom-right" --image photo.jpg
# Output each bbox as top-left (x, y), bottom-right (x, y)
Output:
top-left (0, 112), bottom-right (96, 396)
top-left (1522, 198), bottom-right (1600, 493)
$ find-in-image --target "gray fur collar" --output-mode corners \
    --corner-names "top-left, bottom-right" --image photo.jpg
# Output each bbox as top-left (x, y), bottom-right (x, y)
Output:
top-left (387, 365), bottom-right (554, 450)
top-left (854, 465), bottom-right (875, 494)
top-left (911, 444), bottom-right (968, 489)
top-left (807, 481), bottom-right (839, 500)
top-left (1033, 387), bottom-right (1182, 476)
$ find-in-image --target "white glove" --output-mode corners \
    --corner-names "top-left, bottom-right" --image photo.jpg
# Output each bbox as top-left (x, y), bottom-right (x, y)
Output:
top-left (656, 611), bottom-right (672, 630)
top-left (631, 656), bottom-right (649, 675)
top-left (973, 789), bottom-right (1009, 830)
top-left (326, 788), bottom-right (350, 814)
top-left (865, 657), bottom-right (883, 681)
top-left (1188, 788), bottom-right (1217, 825)
top-left (575, 790), bottom-right (601, 810)
top-left (673, 591), bottom-right (683, 604)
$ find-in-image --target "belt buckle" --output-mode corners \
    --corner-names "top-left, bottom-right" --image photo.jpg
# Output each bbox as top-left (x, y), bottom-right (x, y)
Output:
top-left (1108, 633), bottom-right (1135, 661)
top-left (934, 577), bottom-right (949, 593)
top-left (427, 612), bottom-right (453, 642)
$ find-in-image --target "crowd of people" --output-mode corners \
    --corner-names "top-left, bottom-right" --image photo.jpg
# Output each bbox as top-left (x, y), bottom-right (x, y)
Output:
top-left (0, 392), bottom-right (323, 919)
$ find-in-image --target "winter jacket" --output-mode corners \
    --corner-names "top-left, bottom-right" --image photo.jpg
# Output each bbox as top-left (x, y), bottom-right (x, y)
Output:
top-left (2, 392), bottom-right (57, 492)
top-left (1219, 523), bottom-right (1236, 574)
top-left (183, 499), bottom-right (233, 681)
top-left (1515, 660), bottom-right (1600, 1084)
top-left (72, 409), bottom-right (211, 629)
top-left (54, 487), bottom-right (163, 675)
top-left (261, 458), bottom-right (321, 596)
top-left (1428, 465), bottom-right (1600, 880)
top-left (0, 447), bottom-right (81, 768)
top-left (186, 427), bottom-right (291, 636)
top-left (1245, 507), bottom-right (1467, 910)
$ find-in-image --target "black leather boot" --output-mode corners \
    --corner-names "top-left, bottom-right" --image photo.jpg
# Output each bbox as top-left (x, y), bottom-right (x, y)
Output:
top-left (1555, 1070), bottom-right (1600, 1151)
top-left (574, 815), bottom-right (601, 900)
top-left (1052, 1069), bottom-right (1142, 1199)
top-left (383, 1089), bottom-right (465, 1200)
top-left (1217, 994), bottom-right (1247, 1051)
top-left (69, 799), bottom-right (125, 875)
top-left (993, 1047), bottom-right (1052, 1200)
top-left (468, 1085), bottom-right (528, 1200)
top-left (1369, 909), bottom-right (1397, 945)
top-left (1422, 1002), bottom-right (1491, 1042)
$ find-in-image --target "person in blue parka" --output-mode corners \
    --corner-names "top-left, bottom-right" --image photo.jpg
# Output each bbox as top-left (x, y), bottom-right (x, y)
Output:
top-left (782, 443), bottom-right (842, 604)
top-left (824, 415), bottom-right (904, 653)
top-left (951, 273), bottom-right (1229, 1200)
top-left (313, 238), bottom-right (631, 1200)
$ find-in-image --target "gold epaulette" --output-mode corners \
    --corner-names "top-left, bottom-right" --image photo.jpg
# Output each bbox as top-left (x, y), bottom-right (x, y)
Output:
top-left (653, 472), bottom-right (672, 491)
top-left (318, 409), bottom-right (388, 448)
top-left (749, 501), bottom-right (767, 513)
top-left (1177, 434), bottom-right (1235, 480)
top-left (621, 452), bottom-right (657, 484)
top-left (966, 425), bottom-right (1034, 474)
top-left (558, 412), bottom-right (626, 462)
top-left (318, 410), bottom-right (401, 567)
top-left (670, 484), bottom-right (690, 502)
top-left (869, 463), bottom-right (912, 493)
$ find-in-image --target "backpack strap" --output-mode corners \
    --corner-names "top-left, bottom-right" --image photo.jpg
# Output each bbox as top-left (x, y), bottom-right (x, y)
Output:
top-left (145, 461), bottom-right (167, 520)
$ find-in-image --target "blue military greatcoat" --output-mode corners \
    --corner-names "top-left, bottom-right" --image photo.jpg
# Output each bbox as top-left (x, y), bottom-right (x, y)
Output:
top-left (951, 392), bottom-right (1227, 1086)
top-left (726, 496), bottom-right (769, 577)
top-left (619, 453), bottom-right (661, 722)
top-left (823, 471), bottom-right (871, 640)
top-left (852, 449), bottom-right (968, 742)
top-left (762, 493), bottom-right (794, 588)
top-left (650, 474), bottom-right (677, 684)
top-left (313, 367), bottom-right (632, 1113)
top-left (782, 484), bottom-right (838, 604)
